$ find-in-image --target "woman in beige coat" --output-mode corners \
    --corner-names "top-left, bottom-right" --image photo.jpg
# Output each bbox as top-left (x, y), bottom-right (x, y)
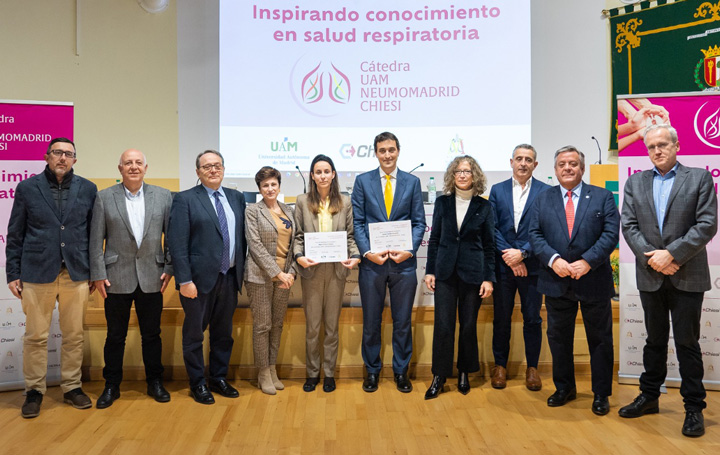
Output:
top-left (294, 155), bottom-right (360, 392)
top-left (245, 166), bottom-right (297, 395)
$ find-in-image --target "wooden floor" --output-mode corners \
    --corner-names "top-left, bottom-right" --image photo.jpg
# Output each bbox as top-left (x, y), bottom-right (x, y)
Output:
top-left (0, 376), bottom-right (718, 454)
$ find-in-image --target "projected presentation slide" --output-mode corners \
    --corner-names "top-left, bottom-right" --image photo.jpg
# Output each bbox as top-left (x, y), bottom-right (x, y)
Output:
top-left (219, 1), bottom-right (531, 177)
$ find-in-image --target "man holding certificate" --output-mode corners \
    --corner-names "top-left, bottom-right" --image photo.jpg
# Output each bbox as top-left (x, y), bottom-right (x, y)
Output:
top-left (351, 132), bottom-right (426, 393)
top-left (294, 155), bottom-right (360, 393)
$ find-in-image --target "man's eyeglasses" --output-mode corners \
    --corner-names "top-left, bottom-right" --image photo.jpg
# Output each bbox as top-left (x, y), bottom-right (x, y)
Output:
top-left (453, 170), bottom-right (472, 176)
top-left (49, 150), bottom-right (76, 158)
top-left (200, 163), bottom-right (224, 172)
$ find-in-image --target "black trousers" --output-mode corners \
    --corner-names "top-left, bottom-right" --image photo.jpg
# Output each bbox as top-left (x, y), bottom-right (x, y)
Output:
top-left (492, 264), bottom-right (543, 368)
top-left (545, 289), bottom-right (613, 396)
top-left (103, 287), bottom-right (164, 386)
top-left (639, 278), bottom-right (706, 411)
top-left (180, 270), bottom-right (238, 388)
top-left (431, 270), bottom-right (482, 377)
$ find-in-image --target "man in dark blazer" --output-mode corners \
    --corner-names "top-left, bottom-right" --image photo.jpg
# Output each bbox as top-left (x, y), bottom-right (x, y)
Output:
top-left (488, 144), bottom-right (549, 391)
top-left (529, 145), bottom-right (619, 416)
top-left (619, 125), bottom-right (717, 437)
top-left (89, 149), bottom-right (173, 408)
top-left (6, 138), bottom-right (97, 418)
top-left (168, 150), bottom-right (246, 405)
top-left (351, 132), bottom-right (426, 393)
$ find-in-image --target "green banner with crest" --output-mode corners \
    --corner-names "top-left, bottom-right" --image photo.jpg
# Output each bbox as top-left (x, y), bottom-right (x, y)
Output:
top-left (610, 0), bottom-right (720, 149)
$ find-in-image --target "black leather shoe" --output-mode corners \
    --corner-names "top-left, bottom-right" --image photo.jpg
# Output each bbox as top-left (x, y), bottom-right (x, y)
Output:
top-left (592, 394), bottom-right (610, 416)
top-left (424, 376), bottom-right (446, 400)
top-left (457, 372), bottom-right (470, 395)
top-left (209, 378), bottom-right (239, 398)
top-left (682, 410), bottom-right (705, 437)
top-left (547, 388), bottom-right (577, 407)
top-left (303, 377), bottom-right (320, 392)
top-left (323, 377), bottom-right (336, 393)
top-left (190, 384), bottom-right (215, 405)
top-left (96, 385), bottom-right (120, 409)
top-left (362, 373), bottom-right (379, 393)
top-left (618, 394), bottom-right (659, 418)
top-left (147, 380), bottom-right (171, 403)
top-left (394, 373), bottom-right (413, 393)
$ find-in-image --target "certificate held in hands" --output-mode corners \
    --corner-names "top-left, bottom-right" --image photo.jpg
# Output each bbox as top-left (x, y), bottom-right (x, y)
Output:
top-left (305, 231), bottom-right (348, 263)
top-left (368, 220), bottom-right (413, 252)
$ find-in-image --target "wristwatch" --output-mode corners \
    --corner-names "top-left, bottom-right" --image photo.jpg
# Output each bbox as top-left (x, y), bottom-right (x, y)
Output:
top-left (521, 249), bottom-right (529, 260)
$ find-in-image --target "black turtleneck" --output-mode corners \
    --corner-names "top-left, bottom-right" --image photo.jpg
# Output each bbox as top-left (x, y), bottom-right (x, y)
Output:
top-left (43, 165), bottom-right (74, 217)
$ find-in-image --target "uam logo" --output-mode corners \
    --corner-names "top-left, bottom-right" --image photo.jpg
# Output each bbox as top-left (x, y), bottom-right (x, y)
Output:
top-left (694, 101), bottom-right (720, 148)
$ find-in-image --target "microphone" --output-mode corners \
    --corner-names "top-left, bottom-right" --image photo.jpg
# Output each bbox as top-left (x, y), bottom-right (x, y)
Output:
top-left (592, 136), bottom-right (602, 165)
top-left (408, 163), bottom-right (424, 174)
top-left (295, 165), bottom-right (307, 193)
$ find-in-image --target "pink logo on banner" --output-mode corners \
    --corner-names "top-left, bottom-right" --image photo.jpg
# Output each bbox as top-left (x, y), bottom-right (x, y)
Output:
top-left (619, 94), bottom-right (720, 157)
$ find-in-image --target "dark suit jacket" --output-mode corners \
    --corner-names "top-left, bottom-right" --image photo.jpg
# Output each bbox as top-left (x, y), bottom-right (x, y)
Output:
top-left (89, 183), bottom-right (173, 294)
top-left (426, 194), bottom-right (496, 284)
top-left (488, 177), bottom-right (549, 275)
top-left (351, 168), bottom-right (426, 273)
top-left (622, 163), bottom-right (717, 292)
top-left (529, 183), bottom-right (619, 300)
top-left (168, 185), bottom-right (246, 294)
top-left (6, 171), bottom-right (97, 283)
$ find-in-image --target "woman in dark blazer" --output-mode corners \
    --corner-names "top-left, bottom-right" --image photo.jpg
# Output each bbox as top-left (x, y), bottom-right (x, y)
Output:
top-left (245, 166), bottom-right (297, 395)
top-left (294, 155), bottom-right (360, 393)
top-left (424, 156), bottom-right (495, 399)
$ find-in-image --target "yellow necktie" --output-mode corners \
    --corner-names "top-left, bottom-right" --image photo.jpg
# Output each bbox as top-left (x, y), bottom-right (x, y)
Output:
top-left (384, 174), bottom-right (393, 218)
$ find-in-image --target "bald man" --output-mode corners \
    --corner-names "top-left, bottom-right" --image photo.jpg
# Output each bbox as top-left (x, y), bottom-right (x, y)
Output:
top-left (89, 149), bottom-right (174, 408)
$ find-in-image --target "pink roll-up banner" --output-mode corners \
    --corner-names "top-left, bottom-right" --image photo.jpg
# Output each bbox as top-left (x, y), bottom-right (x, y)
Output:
top-left (0, 100), bottom-right (74, 391)
top-left (617, 92), bottom-right (720, 390)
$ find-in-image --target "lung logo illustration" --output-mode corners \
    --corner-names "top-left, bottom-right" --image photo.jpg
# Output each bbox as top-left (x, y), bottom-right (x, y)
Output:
top-left (301, 62), bottom-right (351, 105)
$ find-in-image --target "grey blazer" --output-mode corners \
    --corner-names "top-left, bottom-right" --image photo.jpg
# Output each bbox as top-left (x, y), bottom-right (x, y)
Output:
top-left (293, 193), bottom-right (360, 280)
top-left (89, 183), bottom-right (173, 294)
top-left (244, 201), bottom-right (297, 285)
top-left (621, 162), bottom-right (718, 292)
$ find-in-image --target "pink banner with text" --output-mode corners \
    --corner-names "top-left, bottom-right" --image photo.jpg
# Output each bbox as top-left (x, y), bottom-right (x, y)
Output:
top-left (0, 101), bottom-right (74, 267)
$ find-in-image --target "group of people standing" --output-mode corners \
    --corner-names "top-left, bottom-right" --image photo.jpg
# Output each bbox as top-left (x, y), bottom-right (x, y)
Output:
top-left (6, 127), bottom-right (716, 438)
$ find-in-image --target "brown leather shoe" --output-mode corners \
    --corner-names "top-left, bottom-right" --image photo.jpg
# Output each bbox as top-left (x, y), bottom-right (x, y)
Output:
top-left (525, 367), bottom-right (542, 391)
top-left (490, 365), bottom-right (507, 389)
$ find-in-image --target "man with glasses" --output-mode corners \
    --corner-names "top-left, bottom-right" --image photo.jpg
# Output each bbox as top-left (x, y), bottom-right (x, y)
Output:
top-left (619, 124), bottom-right (717, 437)
top-left (6, 137), bottom-right (98, 418)
top-left (488, 144), bottom-right (549, 391)
top-left (168, 150), bottom-right (246, 405)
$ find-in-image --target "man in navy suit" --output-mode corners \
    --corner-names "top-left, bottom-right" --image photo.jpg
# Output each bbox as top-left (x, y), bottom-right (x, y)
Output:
top-left (529, 146), bottom-right (619, 416)
top-left (168, 150), bottom-right (246, 405)
top-left (488, 144), bottom-right (549, 391)
top-left (6, 138), bottom-right (97, 418)
top-left (351, 132), bottom-right (426, 393)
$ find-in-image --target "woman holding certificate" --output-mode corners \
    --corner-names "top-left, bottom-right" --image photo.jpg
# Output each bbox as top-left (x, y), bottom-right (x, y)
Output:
top-left (245, 166), bottom-right (297, 395)
top-left (424, 156), bottom-right (495, 399)
top-left (294, 154), bottom-right (361, 393)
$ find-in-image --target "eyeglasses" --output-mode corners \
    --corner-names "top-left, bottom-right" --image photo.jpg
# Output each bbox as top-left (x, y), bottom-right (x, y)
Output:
top-left (454, 170), bottom-right (472, 176)
top-left (647, 141), bottom-right (676, 152)
top-left (49, 150), bottom-right (76, 158)
top-left (200, 163), bottom-right (224, 172)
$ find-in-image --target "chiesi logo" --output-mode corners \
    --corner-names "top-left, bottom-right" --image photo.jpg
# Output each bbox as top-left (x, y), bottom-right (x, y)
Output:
top-left (338, 144), bottom-right (375, 159)
top-left (291, 59), bottom-right (351, 117)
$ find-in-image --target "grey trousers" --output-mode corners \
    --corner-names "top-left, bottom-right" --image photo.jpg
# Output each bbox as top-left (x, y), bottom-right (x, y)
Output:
top-left (246, 281), bottom-right (290, 368)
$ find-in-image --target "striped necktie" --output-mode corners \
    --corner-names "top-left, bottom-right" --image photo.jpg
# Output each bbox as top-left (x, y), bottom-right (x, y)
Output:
top-left (213, 191), bottom-right (231, 274)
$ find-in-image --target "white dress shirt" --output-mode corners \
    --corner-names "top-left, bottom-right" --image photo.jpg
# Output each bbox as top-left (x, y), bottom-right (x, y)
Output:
top-left (123, 184), bottom-right (145, 248)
